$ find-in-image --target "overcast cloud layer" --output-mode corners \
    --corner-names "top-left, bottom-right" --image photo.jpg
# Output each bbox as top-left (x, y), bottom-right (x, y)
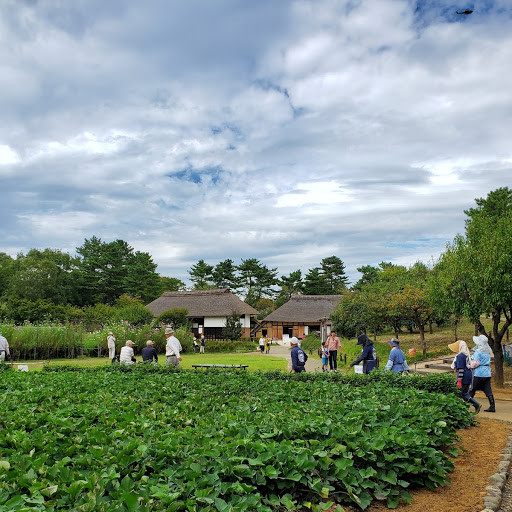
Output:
top-left (1, 0), bottom-right (511, 285)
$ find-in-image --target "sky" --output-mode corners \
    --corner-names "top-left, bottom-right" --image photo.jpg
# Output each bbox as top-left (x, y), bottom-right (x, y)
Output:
top-left (1, 0), bottom-right (511, 287)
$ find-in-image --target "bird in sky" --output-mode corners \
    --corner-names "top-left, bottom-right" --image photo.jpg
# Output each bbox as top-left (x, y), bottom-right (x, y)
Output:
top-left (456, 9), bottom-right (473, 14)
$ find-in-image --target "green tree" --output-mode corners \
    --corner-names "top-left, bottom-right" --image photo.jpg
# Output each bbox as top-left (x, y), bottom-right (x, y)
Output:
top-left (188, 259), bottom-right (214, 289)
top-left (159, 276), bottom-right (186, 293)
top-left (212, 259), bottom-right (240, 290)
top-left (7, 249), bottom-right (80, 305)
top-left (275, 270), bottom-right (303, 307)
top-left (123, 251), bottom-right (161, 303)
top-left (238, 258), bottom-right (278, 307)
top-left (77, 237), bottom-right (161, 305)
top-left (154, 308), bottom-right (190, 329)
top-left (433, 187), bottom-right (512, 385)
top-left (352, 265), bottom-right (379, 291)
top-left (303, 267), bottom-right (331, 295)
top-left (321, 256), bottom-right (349, 292)
top-left (222, 312), bottom-right (243, 341)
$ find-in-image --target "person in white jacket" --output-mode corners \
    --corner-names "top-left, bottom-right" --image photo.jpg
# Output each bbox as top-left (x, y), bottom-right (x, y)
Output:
top-left (120, 340), bottom-right (136, 364)
top-left (165, 327), bottom-right (182, 368)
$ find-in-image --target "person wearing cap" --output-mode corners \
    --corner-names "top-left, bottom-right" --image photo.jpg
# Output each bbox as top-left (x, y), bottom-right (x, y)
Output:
top-left (107, 331), bottom-right (116, 362)
top-left (120, 340), bottom-right (136, 365)
top-left (165, 327), bottom-right (182, 368)
top-left (325, 331), bottom-right (341, 371)
top-left (200, 333), bottom-right (205, 354)
top-left (0, 330), bottom-right (10, 362)
top-left (142, 340), bottom-right (158, 363)
top-left (349, 334), bottom-right (378, 374)
top-left (384, 338), bottom-right (409, 373)
top-left (448, 339), bottom-right (481, 413)
top-left (470, 334), bottom-right (495, 412)
top-left (290, 337), bottom-right (308, 373)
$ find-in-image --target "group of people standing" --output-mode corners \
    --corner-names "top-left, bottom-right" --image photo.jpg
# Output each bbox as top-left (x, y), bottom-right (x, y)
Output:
top-left (449, 334), bottom-right (495, 413)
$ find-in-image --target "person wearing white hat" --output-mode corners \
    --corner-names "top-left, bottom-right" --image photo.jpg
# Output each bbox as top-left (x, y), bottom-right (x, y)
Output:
top-left (470, 335), bottom-right (495, 412)
top-left (120, 340), bottom-right (136, 365)
top-left (107, 331), bottom-right (116, 362)
top-left (165, 327), bottom-right (182, 368)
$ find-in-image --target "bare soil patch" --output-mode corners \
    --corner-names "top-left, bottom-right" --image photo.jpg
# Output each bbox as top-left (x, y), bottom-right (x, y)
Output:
top-left (338, 418), bottom-right (510, 512)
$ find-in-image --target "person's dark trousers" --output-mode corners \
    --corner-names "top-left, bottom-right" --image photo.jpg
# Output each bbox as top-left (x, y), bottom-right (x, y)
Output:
top-left (329, 350), bottom-right (338, 371)
top-left (470, 376), bottom-right (495, 412)
top-left (294, 366), bottom-right (306, 373)
top-left (461, 384), bottom-right (480, 412)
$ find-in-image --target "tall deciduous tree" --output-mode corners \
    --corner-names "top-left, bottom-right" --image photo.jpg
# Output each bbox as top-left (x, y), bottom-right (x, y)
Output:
top-left (8, 249), bottom-right (80, 305)
top-left (433, 187), bottom-right (512, 385)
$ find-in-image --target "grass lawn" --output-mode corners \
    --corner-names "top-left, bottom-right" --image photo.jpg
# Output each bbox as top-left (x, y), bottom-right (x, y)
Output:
top-left (12, 351), bottom-right (287, 372)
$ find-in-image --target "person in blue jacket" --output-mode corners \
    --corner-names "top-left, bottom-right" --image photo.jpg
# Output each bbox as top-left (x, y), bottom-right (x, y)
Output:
top-left (290, 337), bottom-right (307, 373)
top-left (349, 334), bottom-right (378, 374)
top-left (449, 339), bottom-right (481, 413)
top-left (384, 338), bottom-right (409, 373)
top-left (470, 334), bottom-right (495, 412)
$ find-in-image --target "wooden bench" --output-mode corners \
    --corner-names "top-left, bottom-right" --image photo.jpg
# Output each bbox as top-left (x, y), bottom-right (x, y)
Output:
top-left (192, 364), bottom-right (248, 370)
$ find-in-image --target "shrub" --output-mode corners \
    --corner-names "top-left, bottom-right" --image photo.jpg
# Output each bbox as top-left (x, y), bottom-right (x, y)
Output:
top-left (154, 308), bottom-right (189, 329)
top-left (112, 303), bottom-right (153, 326)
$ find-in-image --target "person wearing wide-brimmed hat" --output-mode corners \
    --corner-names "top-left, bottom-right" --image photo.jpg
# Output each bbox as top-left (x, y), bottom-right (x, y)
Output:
top-left (470, 335), bottom-right (495, 412)
top-left (384, 338), bottom-right (409, 373)
top-left (448, 339), bottom-right (481, 413)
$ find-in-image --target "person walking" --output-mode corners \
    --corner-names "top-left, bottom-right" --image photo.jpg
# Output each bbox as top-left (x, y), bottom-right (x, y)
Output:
top-left (200, 333), bottom-right (205, 354)
top-left (326, 331), bottom-right (341, 371)
top-left (448, 339), bottom-right (481, 413)
top-left (142, 340), bottom-right (158, 363)
top-left (265, 337), bottom-right (270, 354)
top-left (349, 334), bottom-right (378, 374)
top-left (107, 331), bottom-right (116, 362)
top-left (470, 334), bottom-right (495, 412)
top-left (0, 330), bottom-right (10, 362)
top-left (165, 327), bottom-right (182, 368)
top-left (290, 337), bottom-right (307, 373)
top-left (384, 338), bottom-right (409, 373)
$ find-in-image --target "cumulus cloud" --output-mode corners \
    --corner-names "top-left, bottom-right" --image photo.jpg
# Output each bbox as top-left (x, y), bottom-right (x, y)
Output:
top-left (0, 0), bottom-right (511, 286)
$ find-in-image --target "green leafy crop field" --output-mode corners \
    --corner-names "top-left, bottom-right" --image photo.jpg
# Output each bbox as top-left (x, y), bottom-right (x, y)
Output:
top-left (0, 369), bottom-right (473, 511)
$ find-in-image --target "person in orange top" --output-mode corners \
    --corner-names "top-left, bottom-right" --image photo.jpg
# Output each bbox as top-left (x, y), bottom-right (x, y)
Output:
top-left (326, 331), bottom-right (341, 371)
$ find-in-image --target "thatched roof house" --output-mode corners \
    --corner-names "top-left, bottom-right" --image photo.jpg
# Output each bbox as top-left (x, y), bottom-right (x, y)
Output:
top-left (259, 294), bottom-right (343, 340)
top-left (146, 289), bottom-right (258, 338)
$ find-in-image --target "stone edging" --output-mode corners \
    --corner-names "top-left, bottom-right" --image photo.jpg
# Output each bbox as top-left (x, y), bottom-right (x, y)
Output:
top-left (481, 426), bottom-right (512, 511)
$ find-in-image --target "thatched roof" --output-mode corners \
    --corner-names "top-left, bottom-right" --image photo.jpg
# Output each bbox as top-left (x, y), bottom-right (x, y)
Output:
top-left (263, 295), bottom-right (343, 323)
top-left (146, 289), bottom-right (258, 317)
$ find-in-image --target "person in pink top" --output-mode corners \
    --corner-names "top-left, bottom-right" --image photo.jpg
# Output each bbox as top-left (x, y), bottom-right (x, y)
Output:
top-left (326, 331), bottom-right (341, 371)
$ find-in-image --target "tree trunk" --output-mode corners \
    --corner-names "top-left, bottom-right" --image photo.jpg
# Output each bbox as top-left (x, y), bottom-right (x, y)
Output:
top-left (419, 324), bottom-right (426, 359)
top-left (429, 321), bottom-right (433, 334)
top-left (480, 314), bottom-right (511, 388)
top-left (454, 317), bottom-right (459, 341)
top-left (373, 330), bottom-right (377, 341)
